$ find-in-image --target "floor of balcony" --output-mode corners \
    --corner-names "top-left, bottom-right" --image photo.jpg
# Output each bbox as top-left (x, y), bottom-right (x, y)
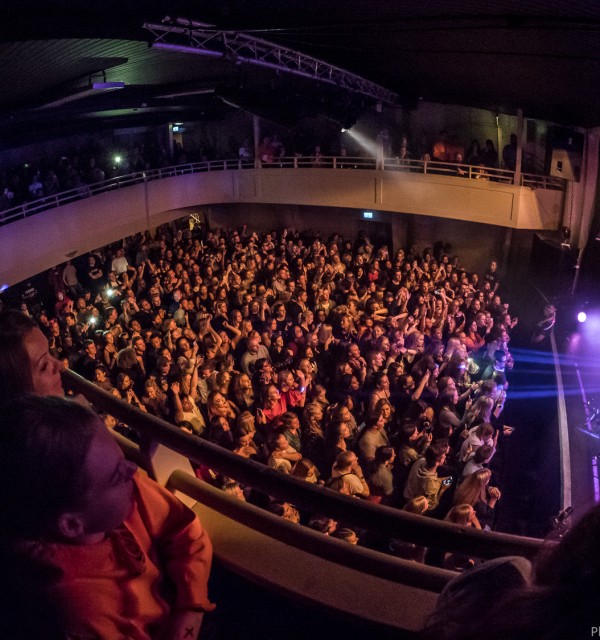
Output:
top-left (203, 562), bottom-right (417, 640)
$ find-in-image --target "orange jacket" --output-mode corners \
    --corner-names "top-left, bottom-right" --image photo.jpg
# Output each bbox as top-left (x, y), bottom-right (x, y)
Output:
top-left (37, 472), bottom-right (215, 639)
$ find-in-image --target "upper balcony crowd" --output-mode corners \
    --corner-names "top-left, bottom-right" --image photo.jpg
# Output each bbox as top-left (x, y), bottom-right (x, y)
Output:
top-left (0, 125), bottom-right (526, 215)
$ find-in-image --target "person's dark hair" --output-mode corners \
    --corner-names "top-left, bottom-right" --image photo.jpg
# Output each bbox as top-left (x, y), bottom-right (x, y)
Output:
top-left (533, 501), bottom-right (600, 591)
top-left (0, 310), bottom-right (38, 403)
top-left (405, 399), bottom-right (428, 422)
top-left (484, 331), bottom-right (500, 345)
top-left (397, 421), bottom-right (418, 448)
top-left (176, 336), bottom-right (190, 352)
top-left (479, 380), bottom-right (497, 397)
top-left (374, 446), bottom-right (394, 466)
top-left (0, 395), bottom-right (97, 539)
top-left (475, 422), bottom-right (494, 439)
top-left (373, 371), bottom-right (387, 388)
top-left (424, 446), bottom-right (444, 469)
top-left (267, 431), bottom-right (284, 451)
top-left (267, 501), bottom-right (288, 517)
top-left (423, 504), bottom-right (600, 640)
top-left (307, 516), bottom-right (335, 534)
top-left (364, 410), bottom-right (384, 430)
top-left (332, 527), bottom-right (357, 543)
top-left (334, 450), bottom-right (355, 470)
top-left (115, 372), bottom-right (132, 390)
top-left (207, 415), bottom-right (234, 448)
top-left (398, 374), bottom-right (413, 390)
top-left (437, 375), bottom-right (455, 393)
top-left (438, 391), bottom-right (456, 409)
top-left (412, 354), bottom-right (436, 379)
top-left (473, 444), bottom-right (494, 464)
top-left (491, 371), bottom-right (507, 387)
top-left (279, 411), bottom-right (298, 431)
top-left (386, 361), bottom-right (403, 380)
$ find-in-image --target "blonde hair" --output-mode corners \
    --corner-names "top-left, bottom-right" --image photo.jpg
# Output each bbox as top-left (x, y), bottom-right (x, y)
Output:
top-left (445, 504), bottom-right (475, 526)
top-left (232, 373), bottom-right (254, 405)
top-left (403, 496), bottom-right (429, 514)
top-left (466, 396), bottom-right (494, 428)
top-left (235, 411), bottom-right (256, 435)
top-left (302, 402), bottom-right (324, 439)
top-left (291, 458), bottom-right (318, 482)
top-left (454, 468), bottom-right (491, 507)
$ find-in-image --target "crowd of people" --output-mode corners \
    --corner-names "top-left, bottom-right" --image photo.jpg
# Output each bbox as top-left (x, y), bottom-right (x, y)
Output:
top-left (7, 218), bottom-right (523, 569)
top-left (1, 122), bottom-right (528, 214)
top-left (0, 142), bottom-right (180, 213)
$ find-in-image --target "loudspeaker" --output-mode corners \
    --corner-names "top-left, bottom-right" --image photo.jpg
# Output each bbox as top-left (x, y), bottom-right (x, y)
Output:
top-left (546, 127), bottom-right (584, 182)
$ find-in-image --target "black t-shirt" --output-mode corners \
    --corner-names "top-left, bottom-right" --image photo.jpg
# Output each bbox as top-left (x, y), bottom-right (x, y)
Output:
top-left (484, 270), bottom-right (500, 290)
top-left (134, 309), bottom-right (153, 330)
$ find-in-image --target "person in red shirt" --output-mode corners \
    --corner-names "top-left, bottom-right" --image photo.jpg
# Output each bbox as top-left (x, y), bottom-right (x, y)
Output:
top-left (258, 383), bottom-right (287, 427)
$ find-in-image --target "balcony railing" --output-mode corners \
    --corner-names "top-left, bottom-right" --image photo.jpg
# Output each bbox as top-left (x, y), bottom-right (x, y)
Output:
top-left (61, 369), bottom-right (555, 632)
top-left (64, 370), bottom-right (548, 564)
top-left (0, 156), bottom-right (566, 226)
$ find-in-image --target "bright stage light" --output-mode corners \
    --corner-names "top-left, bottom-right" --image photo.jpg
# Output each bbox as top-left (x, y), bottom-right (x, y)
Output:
top-left (578, 311), bottom-right (587, 323)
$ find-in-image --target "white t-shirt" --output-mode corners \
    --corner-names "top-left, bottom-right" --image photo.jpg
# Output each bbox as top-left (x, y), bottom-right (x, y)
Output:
top-left (111, 255), bottom-right (129, 275)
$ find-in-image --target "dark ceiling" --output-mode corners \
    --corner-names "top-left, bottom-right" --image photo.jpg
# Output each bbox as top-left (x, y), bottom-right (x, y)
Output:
top-left (1, 0), bottom-right (600, 146)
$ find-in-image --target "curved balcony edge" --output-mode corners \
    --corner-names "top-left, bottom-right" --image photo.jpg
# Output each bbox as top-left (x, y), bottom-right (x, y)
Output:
top-left (0, 159), bottom-right (564, 288)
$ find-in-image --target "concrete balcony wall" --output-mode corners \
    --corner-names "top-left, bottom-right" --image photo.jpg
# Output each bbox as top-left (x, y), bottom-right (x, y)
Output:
top-left (0, 168), bottom-right (562, 287)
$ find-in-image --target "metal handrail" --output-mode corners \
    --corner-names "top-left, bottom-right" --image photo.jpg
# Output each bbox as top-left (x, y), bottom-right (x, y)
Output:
top-left (64, 370), bottom-right (549, 560)
top-left (0, 156), bottom-right (566, 226)
top-left (521, 172), bottom-right (565, 191)
top-left (382, 157), bottom-right (515, 182)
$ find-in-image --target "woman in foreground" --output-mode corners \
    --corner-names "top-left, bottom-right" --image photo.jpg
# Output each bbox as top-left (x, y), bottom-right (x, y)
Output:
top-left (0, 395), bottom-right (214, 639)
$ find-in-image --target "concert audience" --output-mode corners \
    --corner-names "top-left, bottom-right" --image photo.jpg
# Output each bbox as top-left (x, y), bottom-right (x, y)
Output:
top-left (5, 218), bottom-right (522, 570)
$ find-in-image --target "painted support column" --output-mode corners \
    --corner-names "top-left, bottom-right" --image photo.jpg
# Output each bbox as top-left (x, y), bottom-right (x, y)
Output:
top-left (253, 115), bottom-right (260, 168)
top-left (514, 108), bottom-right (524, 185)
top-left (571, 131), bottom-right (600, 294)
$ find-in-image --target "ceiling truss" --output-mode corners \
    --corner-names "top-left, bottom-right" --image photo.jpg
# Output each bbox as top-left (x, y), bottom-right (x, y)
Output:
top-left (143, 17), bottom-right (398, 105)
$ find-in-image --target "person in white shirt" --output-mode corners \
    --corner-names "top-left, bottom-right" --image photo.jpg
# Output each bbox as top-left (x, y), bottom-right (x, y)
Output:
top-left (111, 248), bottom-right (129, 275)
